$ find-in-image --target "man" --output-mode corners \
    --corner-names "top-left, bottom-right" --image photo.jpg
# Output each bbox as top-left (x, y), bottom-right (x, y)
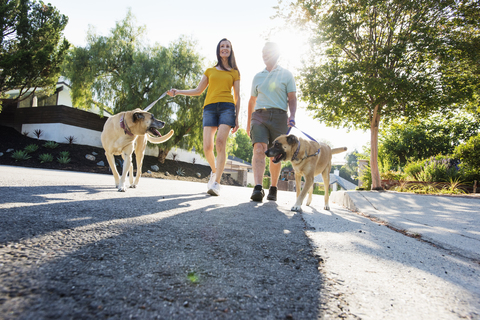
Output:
top-left (246, 42), bottom-right (297, 202)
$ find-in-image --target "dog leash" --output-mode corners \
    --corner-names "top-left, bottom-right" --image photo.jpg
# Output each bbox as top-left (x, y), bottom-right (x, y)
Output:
top-left (143, 91), bottom-right (168, 112)
top-left (286, 120), bottom-right (321, 161)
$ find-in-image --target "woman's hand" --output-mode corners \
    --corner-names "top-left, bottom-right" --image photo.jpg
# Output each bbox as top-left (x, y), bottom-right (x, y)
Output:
top-left (167, 89), bottom-right (177, 97)
top-left (231, 118), bottom-right (239, 134)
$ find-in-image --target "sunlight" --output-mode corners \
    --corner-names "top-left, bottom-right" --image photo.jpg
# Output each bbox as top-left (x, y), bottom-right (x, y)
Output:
top-left (267, 28), bottom-right (309, 72)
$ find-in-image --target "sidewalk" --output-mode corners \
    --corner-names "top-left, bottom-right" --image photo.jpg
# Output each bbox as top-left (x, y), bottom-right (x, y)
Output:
top-left (330, 190), bottom-right (480, 261)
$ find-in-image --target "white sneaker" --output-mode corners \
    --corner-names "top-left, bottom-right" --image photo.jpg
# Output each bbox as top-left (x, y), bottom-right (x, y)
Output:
top-left (208, 182), bottom-right (220, 196)
top-left (207, 172), bottom-right (216, 190)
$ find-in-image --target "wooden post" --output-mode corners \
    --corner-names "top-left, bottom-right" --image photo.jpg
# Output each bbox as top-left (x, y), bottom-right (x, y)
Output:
top-left (474, 180), bottom-right (477, 194)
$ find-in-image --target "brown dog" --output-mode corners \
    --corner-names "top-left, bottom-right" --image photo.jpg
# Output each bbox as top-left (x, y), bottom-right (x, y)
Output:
top-left (101, 108), bottom-right (174, 192)
top-left (265, 134), bottom-right (347, 211)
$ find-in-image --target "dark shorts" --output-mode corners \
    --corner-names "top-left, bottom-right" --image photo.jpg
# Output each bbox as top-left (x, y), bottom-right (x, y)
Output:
top-left (250, 108), bottom-right (288, 148)
top-left (203, 102), bottom-right (236, 128)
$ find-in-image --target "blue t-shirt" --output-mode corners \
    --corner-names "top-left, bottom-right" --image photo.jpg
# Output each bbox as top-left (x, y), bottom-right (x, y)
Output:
top-left (250, 66), bottom-right (296, 111)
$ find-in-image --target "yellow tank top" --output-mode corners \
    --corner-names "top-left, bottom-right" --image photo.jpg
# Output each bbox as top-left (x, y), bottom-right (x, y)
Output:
top-left (203, 67), bottom-right (240, 107)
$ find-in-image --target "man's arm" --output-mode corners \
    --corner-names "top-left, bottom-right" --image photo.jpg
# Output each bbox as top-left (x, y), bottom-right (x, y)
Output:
top-left (246, 96), bottom-right (257, 136)
top-left (287, 91), bottom-right (297, 126)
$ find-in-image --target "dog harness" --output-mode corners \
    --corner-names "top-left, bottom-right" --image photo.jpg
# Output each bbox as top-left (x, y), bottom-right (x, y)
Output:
top-left (120, 114), bottom-right (134, 136)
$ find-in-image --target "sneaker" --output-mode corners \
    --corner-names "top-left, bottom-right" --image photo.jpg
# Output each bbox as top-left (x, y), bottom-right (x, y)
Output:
top-left (207, 172), bottom-right (216, 191)
top-left (266, 186), bottom-right (277, 201)
top-left (250, 185), bottom-right (265, 202)
top-left (208, 181), bottom-right (220, 196)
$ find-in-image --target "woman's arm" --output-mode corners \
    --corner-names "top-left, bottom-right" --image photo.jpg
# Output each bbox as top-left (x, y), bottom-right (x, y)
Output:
top-left (232, 79), bottom-right (241, 133)
top-left (167, 75), bottom-right (208, 97)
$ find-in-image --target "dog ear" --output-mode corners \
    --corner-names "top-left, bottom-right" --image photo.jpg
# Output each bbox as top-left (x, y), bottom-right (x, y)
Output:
top-left (286, 135), bottom-right (298, 145)
top-left (133, 112), bottom-right (145, 122)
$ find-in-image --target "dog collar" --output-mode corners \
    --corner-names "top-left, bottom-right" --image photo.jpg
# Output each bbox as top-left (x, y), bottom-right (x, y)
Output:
top-left (291, 142), bottom-right (301, 161)
top-left (120, 114), bottom-right (134, 136)
top-left (291, 141), bottom-right (321, 162)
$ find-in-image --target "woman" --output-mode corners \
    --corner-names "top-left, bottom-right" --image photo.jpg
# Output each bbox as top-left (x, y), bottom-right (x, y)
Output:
top-left (167, 38), bottom-right (240, 196)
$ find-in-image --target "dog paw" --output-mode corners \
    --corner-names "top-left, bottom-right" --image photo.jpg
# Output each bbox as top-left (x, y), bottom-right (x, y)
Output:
top-left (291, 205), bottom-right (302, 212)
top-left (118, 185), bottom-right (127, 192)
top-left (324, 205), bottom-right (330, 210)
top-left (130, 184), bottom-right (137, 189)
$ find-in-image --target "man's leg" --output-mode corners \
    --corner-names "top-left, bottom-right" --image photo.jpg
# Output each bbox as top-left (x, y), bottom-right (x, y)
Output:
top-left (251, 142), bottom-right (267, 201)
top-left (267, 158), bottom-right (281, 201)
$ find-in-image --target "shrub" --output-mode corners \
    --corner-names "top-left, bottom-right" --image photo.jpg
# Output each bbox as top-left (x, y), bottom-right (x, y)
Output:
top-left (176, 167), bottom-right (185, 176)
top-left (404, 156), bottom-right (459, 182)
top-left (453, 133), bottom-right (480, 168)
top-left (381, 170), bottom-right (405, 181)
top-left (33, 129), bottom-right (43, 139)
top-left (263, 176), bottom-right (271, 189)
top-left (57, 155), bottom-right (71, 164)
top-left (64, 136), bottom-right (77, 145)
top-left (59, 151), bottom-right (70, 157)
top-left (359, 165), bottom-right (372, 190)
top-left (43, 141), bottom-right (59, 149)
top-left (24, 144), bottom-right (39, 153)
top-left (22, 131), bottom-right (29, 136)
top-left (11, 150), bottom-right (31, 161)
top-left (39, 153), bottom-right (54, 163)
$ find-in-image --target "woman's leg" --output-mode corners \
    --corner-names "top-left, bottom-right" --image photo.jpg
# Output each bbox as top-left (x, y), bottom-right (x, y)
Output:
top-left (203, 126), bottom-right (217, 173)
top-left (213, 124), bottom-right (231, 183)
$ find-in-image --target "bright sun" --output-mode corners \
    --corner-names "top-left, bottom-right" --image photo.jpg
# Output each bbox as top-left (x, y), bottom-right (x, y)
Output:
top-left (267, 28), bottom-right (310, 72)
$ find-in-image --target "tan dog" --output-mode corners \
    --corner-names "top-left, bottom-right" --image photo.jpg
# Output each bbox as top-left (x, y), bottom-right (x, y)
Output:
top-left (265, 134), bottom-right (347, 211)
top-left (101, 108), bottom-right (174, 192)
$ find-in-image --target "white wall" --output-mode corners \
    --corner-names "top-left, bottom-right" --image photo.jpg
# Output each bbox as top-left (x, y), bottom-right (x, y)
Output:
top-left (22, 123), bottom-right (103, 147)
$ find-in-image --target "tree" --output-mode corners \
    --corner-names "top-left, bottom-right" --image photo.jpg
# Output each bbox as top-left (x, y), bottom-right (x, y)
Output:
top-left (62, 11), bottom-right (206, 162)
top-left (378, 112), bottom-right (479, 170)
top-left (0, 0), bottom-right (70, 109)
top-left (232, 128), bottom-right (253, 163)
top-left (279, 0), bottom-right (480, 189)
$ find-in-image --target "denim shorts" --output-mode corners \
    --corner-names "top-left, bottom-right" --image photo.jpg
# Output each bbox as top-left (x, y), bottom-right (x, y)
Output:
top-left (250, 108), bottom-right (288, 148)
top-left (203, 102), bottom-right (236, 128)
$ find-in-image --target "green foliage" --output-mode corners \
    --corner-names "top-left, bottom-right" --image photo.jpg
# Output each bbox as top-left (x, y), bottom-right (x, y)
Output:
top-left (232, 129), bottom-right (253, 163)
top-left (359, 165), bottom-right (372, 191)
top-left (57, 155), bottom-right (71, 164)
top-left (11, 150), bottom-right (31, 161)
top-left (63, 11), bottom-right (206, 162)
top-left (404, 156), bottom-right (460, 182)
top-left (262, 177), bottom-right (270, 189)
top-left (176, 167), bottom-right (185, 176)
top-left (24, 144), bottom-right (39, 153)
top-left (43, 141), bottom-right (59, 149)
top-left (59, 151), bottom-right (70, 157)
top-left (453, 133), bottom-right (480, 168)
top-left (381, 171), bottom-right (406, 181)
top-left (38, 153), bottom-right (53, 163)
top-left (0, 0), bottom-right (70, 101)
top-left (278, 0), bottom-right (480, 189)
top-left (379, 113), bottom-right (479, 169)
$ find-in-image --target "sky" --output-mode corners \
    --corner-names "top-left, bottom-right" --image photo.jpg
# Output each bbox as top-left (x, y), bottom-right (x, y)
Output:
top-left (46, 0), bottom-right (370, 163)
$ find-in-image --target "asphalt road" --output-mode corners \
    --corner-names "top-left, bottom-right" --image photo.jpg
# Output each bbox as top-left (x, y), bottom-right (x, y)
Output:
top-left (1, 166), bottom-right (479, 319)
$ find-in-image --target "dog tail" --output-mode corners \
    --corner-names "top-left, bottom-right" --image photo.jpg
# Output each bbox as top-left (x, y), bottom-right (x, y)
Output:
top-left (331, 147), bottom-right (347, 154)
top-left (146, 129), bottom-right (174, 144)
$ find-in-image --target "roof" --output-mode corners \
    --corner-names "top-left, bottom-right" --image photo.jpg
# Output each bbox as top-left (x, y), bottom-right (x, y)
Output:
top-left (225, 155), bottom-right (252, 170)
top-left (314, 173), bottom-right (357, 190)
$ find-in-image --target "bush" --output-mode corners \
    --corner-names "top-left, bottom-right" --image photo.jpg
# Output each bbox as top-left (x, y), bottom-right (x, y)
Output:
top-left (381, 170), bottom-right (405, 181)
top-left (263, 176), bottom-right (271, 189)
top-left (359, 165), bottom-right (372, 190)
top-left (24, 144), bottom-right (39, 153)
top-left (11, 150), bottom-right (31, 161)
top-left (43, 141), bottom-right (59, 149)
top-left (404, 156), bottom-right (459, 182)
top-left (453, 133), bottom-right (480, 168)
top-left (39, 153), bottom-right (54, 163)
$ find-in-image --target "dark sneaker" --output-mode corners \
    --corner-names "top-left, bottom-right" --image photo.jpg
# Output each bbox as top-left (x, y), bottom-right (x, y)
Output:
top-left (266, 186), bottom-right (277, 201)
top-left (250, 185), bottom-right (265, 202)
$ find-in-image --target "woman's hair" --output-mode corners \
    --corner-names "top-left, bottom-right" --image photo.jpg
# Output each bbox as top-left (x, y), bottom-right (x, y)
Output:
top-left (215, 38), bottom-right (240, 76)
